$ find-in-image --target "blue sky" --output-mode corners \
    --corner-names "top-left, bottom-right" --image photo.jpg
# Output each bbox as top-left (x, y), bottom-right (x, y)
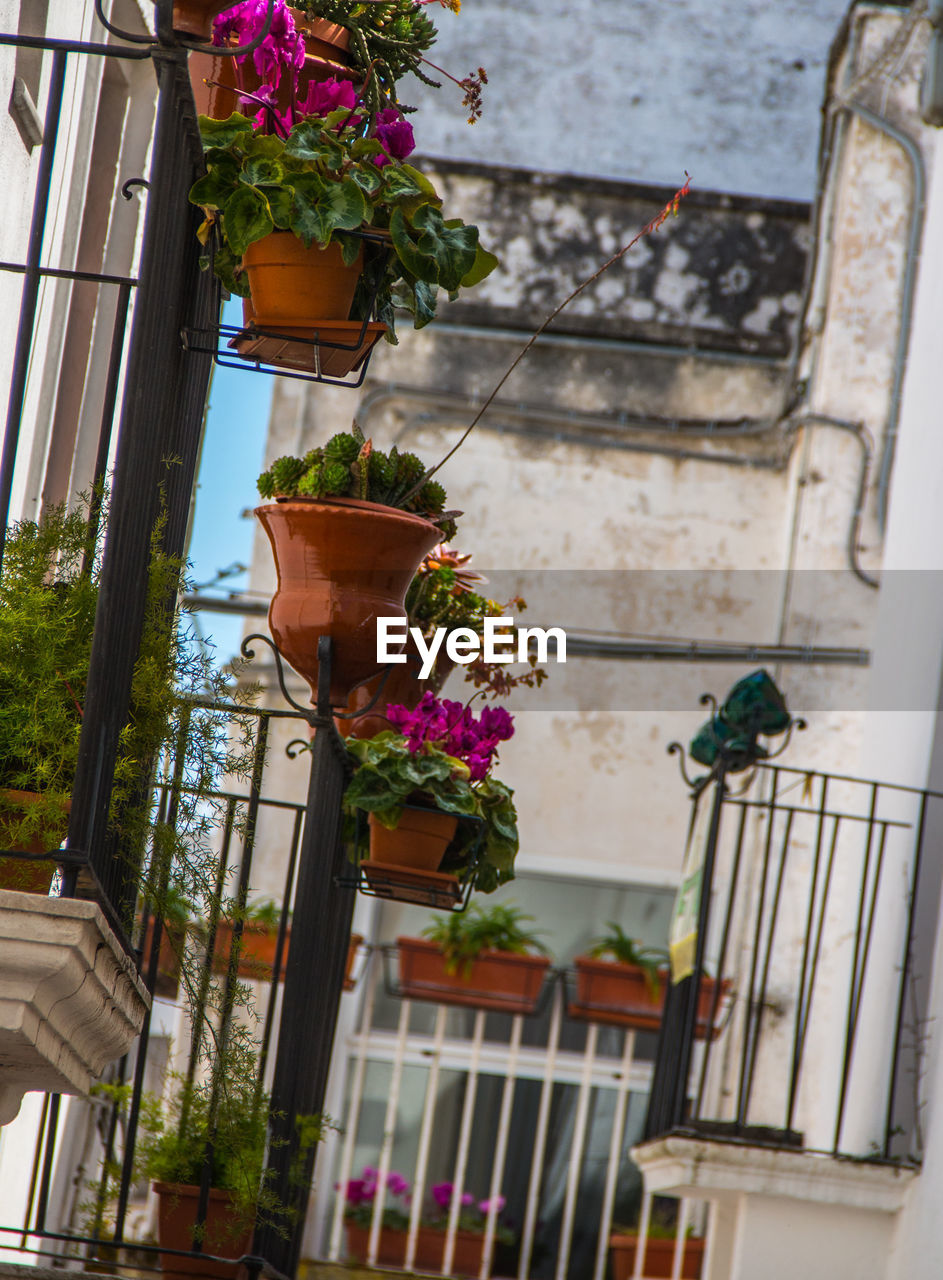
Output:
top-left (186, 297), bottom-right (272, 663)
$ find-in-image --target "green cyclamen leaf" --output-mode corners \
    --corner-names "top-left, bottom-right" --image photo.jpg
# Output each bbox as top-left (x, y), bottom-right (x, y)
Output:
top-left (223, 185), bottom-right (274, 257)
top-left (242, 156), bottom-right (285, 188)
top-left (197, 111), bottom-right (255, 150)
top-left (410, 204), bottom-right (479, 292)
top-left (189, 164), bottom-right (239, 210)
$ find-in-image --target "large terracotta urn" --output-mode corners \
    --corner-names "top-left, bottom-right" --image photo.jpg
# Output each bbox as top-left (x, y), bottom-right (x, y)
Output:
top-left (255, 497), bottom-right (440, 706)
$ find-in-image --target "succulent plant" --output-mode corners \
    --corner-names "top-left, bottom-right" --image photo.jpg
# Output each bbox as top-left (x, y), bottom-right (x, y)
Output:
top-left (257, 425), bottom-right (458, 537)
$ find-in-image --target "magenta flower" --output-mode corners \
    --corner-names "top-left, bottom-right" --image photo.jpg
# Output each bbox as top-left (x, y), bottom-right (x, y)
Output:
top-left (386, 693), bottom-right (514, 780)
top-left (345, 1178), bottom-right (375, 1206)
top-left (479, 1196), bottom-right (506, 1215)
top-left (387, 1171), bottom-right (410, 1196)
top-left (373, 108), bottom-right (416, 166)
top-left (299, 75), bottom-right (359, 120)
top-left (431, 1182), bottom-right (454, 1210)
top-left (213, 0), bottom-right (304, 90)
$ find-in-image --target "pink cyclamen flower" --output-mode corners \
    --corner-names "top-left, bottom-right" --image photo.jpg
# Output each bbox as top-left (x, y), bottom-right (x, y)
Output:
top-left (479, 1196), bottom-right (506, 1215)
top-left (387, 1171), bottom-right (410, 1196)
top-left (299, 75), bottom-right (359, 120)
top-left (431, 1182), bottom-right (454, 1210)
top-left (373, 108), bottom-right (416, 166)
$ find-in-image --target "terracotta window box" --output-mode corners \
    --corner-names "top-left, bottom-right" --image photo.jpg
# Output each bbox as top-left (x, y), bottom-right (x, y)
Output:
top-left (210, 921), bottom-right (289, 982)
top-left (396, 936), bottom-right (550, 1015)
top-left (569, 957), bottom-right (730, 1039)
top-left (609, 1231), bottom-right (705, 1280)
top-left (345, 1221), bottom-right (488, 1277)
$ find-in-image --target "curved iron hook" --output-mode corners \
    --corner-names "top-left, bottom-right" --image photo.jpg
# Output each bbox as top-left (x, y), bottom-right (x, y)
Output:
top-left (93, 0), bottom-right (154, 43)
top-left (285, 738), bottom-right (310, 759)
top-left (176, 0), bottom-right (276, 55)
top-left (765, 716), bottom-right (807, 760)
top-left (699, 691), bottom-right (719, 718)
top-left (240, 633), bottom-right (314, 719)
top-left (667, 741), bottom-right (700, 791)
top-left (121, 178), bottom-right (150, 200)
top-left (334, 665), bottom-right (396, 720)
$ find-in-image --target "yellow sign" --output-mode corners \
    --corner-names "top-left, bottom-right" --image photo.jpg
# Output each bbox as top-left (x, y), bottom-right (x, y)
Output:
top-left (668, 793), bottom-right (713, 983)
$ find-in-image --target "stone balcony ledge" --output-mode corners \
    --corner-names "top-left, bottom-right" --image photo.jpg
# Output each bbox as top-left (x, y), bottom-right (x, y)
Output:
top-left (0, 889), bottom-right (150, 1124)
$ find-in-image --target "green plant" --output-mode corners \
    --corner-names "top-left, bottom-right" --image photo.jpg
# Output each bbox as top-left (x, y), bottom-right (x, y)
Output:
top-left (302, 0), bottom-right (441, 111)
top-left (587, 923), bottom-right (668, 995)
top-left (0, 502), bottom-right (98, 851)
top-left (189, 107), bottom-right (497, 344)
top-left (256, 424), bottom-right (457, 537)
top-left (421, 902), bottom-right (547, 975)
top-left (343, 730), bottom-right (519, 894)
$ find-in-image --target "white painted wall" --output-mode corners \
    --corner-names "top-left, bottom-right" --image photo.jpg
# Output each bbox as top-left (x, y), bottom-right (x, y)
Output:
top-left (406, 0), bottom-right (851, 199)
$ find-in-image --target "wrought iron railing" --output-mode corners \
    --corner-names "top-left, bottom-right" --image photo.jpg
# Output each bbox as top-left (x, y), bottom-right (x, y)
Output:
top-left (645, 758), bottom-right (938, 1165)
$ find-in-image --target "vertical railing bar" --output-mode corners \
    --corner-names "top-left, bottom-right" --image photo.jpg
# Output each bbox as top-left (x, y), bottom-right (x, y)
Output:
top-left (32, 1093), bottom-right (61, 1234)
top-left (328, 949), bottom-right (380, 1261)
top-left (257, 800), bottom-right (304, 1085)
top-left (367, 996), bottom-right (411, 1266)
top-left (736, 770), bottom-right (779, 1125)
top-left (787, 772), bottom-right (829, 1130)
top-left (672, 1199), bottom-right (692, 1280)
top-left (555, 1020), bottom-right (598, 1280)
top-left (741, 807), bottom-right (794, 1124)
top-left (444, 1009), bottom-right (486, 1276)
top-left (480, 1014), bottom-right (523, 1279)
top-left (518, 980), bottom-right (563, 1280)
top-left (21, 1094), bottom-right (50, 1243)
top-left (694, 801), bottom-right (748, 1118)
top-left (834, 818), bottom-right (890, 1154)
top-left (0, 48), bottom-right (67, 567)
top-left (794, 813), bottom-right (841, 1082)
top-left (406, 1004), bottom-right (448, 1271)
top-left (632, 1190), bottom-right (653, 1280)
top-left (592, 1030), bottom-right (636, 1280)
top-left (85, 278), bottom-right (133, 560)
top-left (884, 790), bottom-right (929, 1157)
top-left (834, 781), bottom-right (879, 1154)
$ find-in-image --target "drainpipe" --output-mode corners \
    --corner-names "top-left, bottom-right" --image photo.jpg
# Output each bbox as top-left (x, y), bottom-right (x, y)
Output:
top-left (921, 0), bottom-right (943, 124)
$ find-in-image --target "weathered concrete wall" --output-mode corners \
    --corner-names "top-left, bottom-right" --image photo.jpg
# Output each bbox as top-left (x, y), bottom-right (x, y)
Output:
top-left (404, 0), bottom-right (853, 201)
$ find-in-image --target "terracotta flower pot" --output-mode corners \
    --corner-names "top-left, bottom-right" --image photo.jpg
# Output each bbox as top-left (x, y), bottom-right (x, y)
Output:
top-left (189, 18), bottom-right (354, 121)
top-left (172, 1), bottom-right (236, 38)
top-left (369, 808), bottom-right (458, 872)
top-left (242, 233), bottom-right (364, 329)
top-left (255, 497), bottom-right (440, 707)
top-left (609, 1232), bottom-right (705, 1280)
top-left (153, 1182), bottom-right (252, 1280)
top-left (0, 789), bottom-right (68, 894)
top-left (140, 917), bottom-right (187, 1000)
top-left (210, 920), bottom-right (289, 982)
top-left (345, 1221), bottom-right (488, 1277)
top-left (570, 957), bottom-right (729, 1039)
top-left (397, 936), bottom-right (550, 1015)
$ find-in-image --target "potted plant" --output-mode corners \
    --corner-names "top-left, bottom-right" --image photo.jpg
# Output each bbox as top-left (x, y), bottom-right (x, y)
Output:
top-left (341, 544), bottom-right (547, 737)
top-left (254, 427), bottom-right (453, 706)
top-left (343, 1166), bottom-right (512, 1277)
top-left (0, 504), bottom-right (97, 891)
top-left (188, 82), bottom-right (498, 364)
top-left (396, 902), bottom-right (551, 1014)
top-left (343, 692), bottom-right (518, 903)
top-left (570, 924), bottom-right (729, 1038)
top-left (343, 931), bottom-right (364, 989)
top-left (192, 2), bottom-right (355, 124)
top-left (210, 896), bottom-right (290, 982)
top-left (609, 1214), bottom-right (705, 1280)
top-left (139, 883), bottom-right (194, 1000)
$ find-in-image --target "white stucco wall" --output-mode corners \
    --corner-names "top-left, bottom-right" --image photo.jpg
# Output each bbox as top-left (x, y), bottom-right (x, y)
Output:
top-left (406, 0), bottom-right (852, 200)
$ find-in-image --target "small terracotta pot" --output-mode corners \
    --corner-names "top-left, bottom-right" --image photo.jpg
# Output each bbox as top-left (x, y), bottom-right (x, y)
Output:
top-left (153, 1182), bottom-right (252, 1280)
top-left (369, 808), bottom-right (458, 872)
top-left (397, 936), bottom-right (550, 1014)
top-left (255, 497), bottom-right (440, 706)
top-left (609, 1232), bottom-right (705, 1280)
top-left (242, 233), bottom-right (364, 328)
top-left (211, 920), bottom-right (289, 982)
top-left (172, 1), bottom-right (236, 39)
top-left (0, 789), bottom-right (68, 894)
